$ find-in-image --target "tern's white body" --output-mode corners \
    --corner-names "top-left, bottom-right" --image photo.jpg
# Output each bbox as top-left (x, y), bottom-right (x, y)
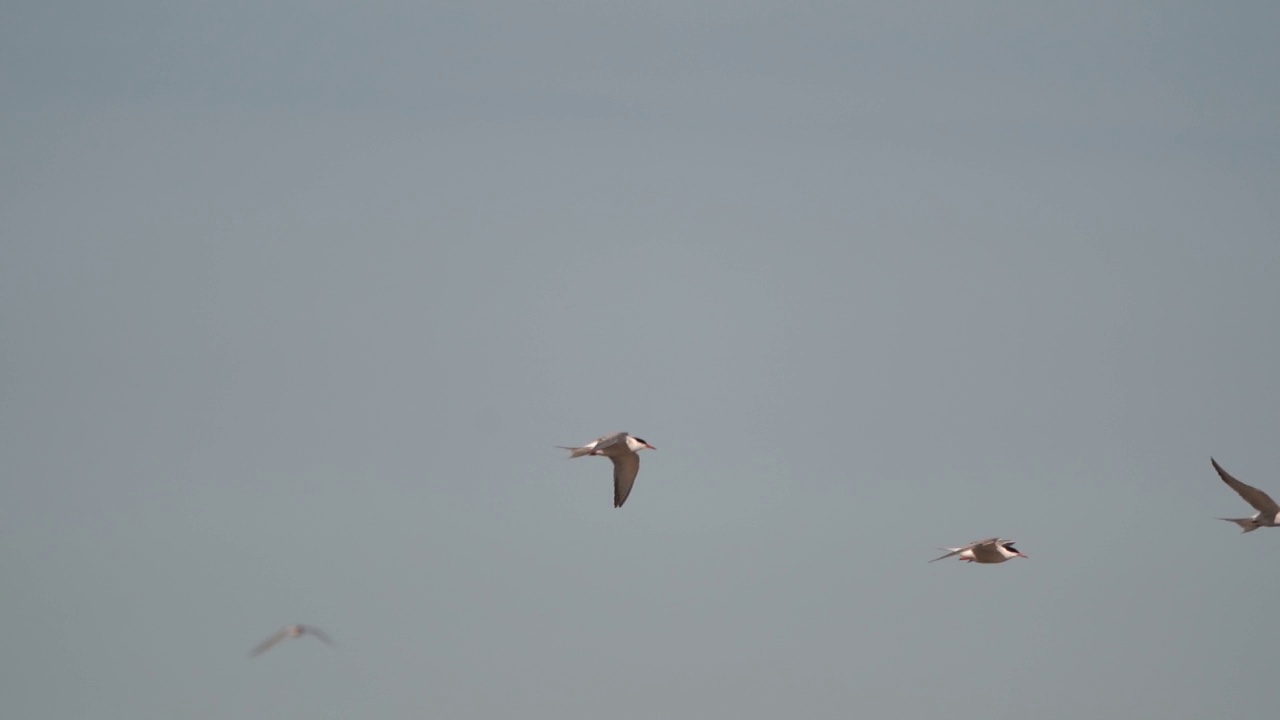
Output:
top-left (557, 432), bottom-right (655, 508)
top-left (249, 624), bottom-right (335, 658)
top-left (929, 538), bottom-right (1027, 565)
top-left (1212, 457), bottom-right (1280, 533)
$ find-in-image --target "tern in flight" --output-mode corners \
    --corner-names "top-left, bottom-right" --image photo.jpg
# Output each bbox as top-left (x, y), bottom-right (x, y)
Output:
top-left (929, 538), bottom-right (1027, 564)
top-left (557, 432), bottom-right (656, 508)
top-left (1212, 457), bottom-right (1280, 533)
top-left (249, 624), bottom-right (335, 658)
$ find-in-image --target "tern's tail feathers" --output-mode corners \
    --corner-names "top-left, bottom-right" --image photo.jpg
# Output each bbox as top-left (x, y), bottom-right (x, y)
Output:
top-left (556, 446), bottom-right (595, 458)
top-left (1219, 517), bottom-right (1260, 533)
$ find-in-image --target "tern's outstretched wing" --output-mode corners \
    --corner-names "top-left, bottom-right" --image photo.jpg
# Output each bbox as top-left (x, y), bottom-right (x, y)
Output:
top-left (1212, 457), bottom-right (1280, 515)
top-left (249, 629), bottom-right (290, 658)
top-left (611, 453), bottom-right (640, 508)
top-left (302, 626), bottom-right (335, 647)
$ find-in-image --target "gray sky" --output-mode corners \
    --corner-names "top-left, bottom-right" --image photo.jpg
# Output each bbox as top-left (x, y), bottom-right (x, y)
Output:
top-left (3, 2), bottom-right (1279, 718)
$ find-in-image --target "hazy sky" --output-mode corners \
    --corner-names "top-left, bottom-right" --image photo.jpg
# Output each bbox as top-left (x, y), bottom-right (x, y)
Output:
top-left (3, 2), bottom-right (1279, 719)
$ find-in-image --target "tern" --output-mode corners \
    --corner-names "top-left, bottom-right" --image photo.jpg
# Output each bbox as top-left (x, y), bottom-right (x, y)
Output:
top-left (929, 538), bottom-right (1027, 564)
top-left (249, 624), bottom-right (335, 658)
top-left (1212, 457), bottom-right (1280, 533)
top-left (557, 432), bottom-right (656, 508)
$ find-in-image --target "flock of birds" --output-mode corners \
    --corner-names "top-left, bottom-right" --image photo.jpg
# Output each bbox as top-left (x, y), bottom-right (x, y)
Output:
top-left (249, 433), bottom-right (1279, 657)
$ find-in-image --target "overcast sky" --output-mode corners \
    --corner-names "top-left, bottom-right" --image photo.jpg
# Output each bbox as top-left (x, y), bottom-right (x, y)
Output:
top-left (3, 2), bottom-right (1279, 719)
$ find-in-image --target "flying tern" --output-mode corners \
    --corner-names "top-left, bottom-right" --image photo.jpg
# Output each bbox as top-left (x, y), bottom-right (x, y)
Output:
top-left (1211, 457), bottom-right (1280, 533)
top-left (557, 432), bottom-right (655, 508)
top-left (249, 624), bottom-right (335, 658)
top-left (929, 538), bottom-right (1027, 564)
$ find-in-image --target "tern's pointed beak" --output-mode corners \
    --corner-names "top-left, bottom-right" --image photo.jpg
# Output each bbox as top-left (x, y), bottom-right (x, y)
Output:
top-left (644, 443), bottom-right (656, 450)
top-left (1017, 552), bottom-right (1028, 559)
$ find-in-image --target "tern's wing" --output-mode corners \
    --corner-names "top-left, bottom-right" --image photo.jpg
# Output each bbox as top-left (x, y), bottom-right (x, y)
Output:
top-left (1212, 458), bottom-right (1280, 515)
top-left (593, 433), bottom-right (628, 450)
top-left (302, 626), bottom-right (335, 647)
top-left (971, 543), bottom-right (1007, 563)
top-left (928, 547), bottom-right (965, 563)
top-left (928, 538), bottom-right (998, 563)
top-left (611, 453), bottom-right (640, 508)
top-left (249, 629), bottom-right (290, 658)
top-left (557, 433), bottom-right (623, 456)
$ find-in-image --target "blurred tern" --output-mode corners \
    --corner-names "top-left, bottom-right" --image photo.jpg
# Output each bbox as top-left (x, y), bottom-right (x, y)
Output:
top-left (557, 432), bottom-right (655, 508)
top-left (929, 538), bottom-right (1027, 564)
top-left (1212, 457), bottom-right (1280, 533)
top-left (249, 624), bottom-right (335, 658)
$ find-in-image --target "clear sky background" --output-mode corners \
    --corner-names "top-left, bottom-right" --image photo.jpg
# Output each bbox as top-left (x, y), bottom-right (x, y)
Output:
top-left (3, 2), bottom-right (1279, 719)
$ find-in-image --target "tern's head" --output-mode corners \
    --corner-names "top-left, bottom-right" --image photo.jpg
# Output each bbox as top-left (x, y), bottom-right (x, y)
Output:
top-left (1001, 542), bottom-right (1027, 559)
top-left (627, 435), bottom-right (656, 452)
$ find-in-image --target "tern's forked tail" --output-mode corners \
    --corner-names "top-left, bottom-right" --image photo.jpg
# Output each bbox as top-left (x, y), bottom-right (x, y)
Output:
top-left (556, 445), bottom-right (595, 458)
top-left (1219, 517), bottom-right (1260, 533)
